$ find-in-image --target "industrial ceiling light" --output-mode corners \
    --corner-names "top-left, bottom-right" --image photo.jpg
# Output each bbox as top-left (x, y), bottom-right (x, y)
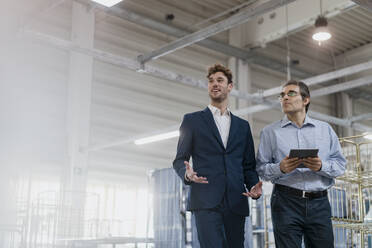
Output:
top-left (312, 16), bottom-right (331, 42)
top-left (91, 0), bottom-right (123, 7)
top-left (312, 0), bottom-right (331, 45)
top-left (134, 131), bottom-right (179, 145)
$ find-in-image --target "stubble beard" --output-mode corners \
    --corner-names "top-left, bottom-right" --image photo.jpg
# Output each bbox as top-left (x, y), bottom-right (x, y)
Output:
top-left (209, 92), bottom-right (227, 103)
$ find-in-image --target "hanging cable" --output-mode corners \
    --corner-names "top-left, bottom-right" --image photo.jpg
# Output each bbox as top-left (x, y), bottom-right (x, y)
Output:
top-left (285, 4), bottom-right (291, 81)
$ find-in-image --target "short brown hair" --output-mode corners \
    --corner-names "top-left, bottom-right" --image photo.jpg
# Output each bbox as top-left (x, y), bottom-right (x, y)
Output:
top-left (207, 64), bottom-right (233, 84)
top-left (283, 80), bottom-right (311, 112)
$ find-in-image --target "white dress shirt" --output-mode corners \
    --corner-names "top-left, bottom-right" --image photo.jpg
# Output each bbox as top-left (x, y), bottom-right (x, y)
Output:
top-left (208, 104), bottom-right (231, 148)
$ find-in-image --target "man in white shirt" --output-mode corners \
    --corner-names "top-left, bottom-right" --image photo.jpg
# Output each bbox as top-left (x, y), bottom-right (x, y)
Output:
top-left (173, 64), bottom-right (262, 248)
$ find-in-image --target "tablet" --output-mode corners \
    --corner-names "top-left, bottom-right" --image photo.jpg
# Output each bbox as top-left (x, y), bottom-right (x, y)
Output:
top-left (289, 149), bottom-right (319, 159)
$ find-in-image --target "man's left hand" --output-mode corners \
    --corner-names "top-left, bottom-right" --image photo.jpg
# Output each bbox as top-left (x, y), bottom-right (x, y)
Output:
top-left (243, 181), bottom-right (263, 199)
top-left (302, 157), bottom-right (322, 171)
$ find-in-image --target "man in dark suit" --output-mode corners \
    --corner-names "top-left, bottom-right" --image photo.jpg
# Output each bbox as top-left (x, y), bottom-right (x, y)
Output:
top-left (173, 64), bottom-right (262, 248)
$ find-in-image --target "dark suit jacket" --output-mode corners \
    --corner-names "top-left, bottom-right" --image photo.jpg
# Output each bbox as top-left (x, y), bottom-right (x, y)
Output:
top-left (173, 107), bottom-right (259, 216)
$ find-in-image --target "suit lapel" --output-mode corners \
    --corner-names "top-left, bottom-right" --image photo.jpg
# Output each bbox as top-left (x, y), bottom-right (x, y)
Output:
top-left (201, 107), bottom-right (225, 149)
top-left (226, 113), bottom-right (238, 150)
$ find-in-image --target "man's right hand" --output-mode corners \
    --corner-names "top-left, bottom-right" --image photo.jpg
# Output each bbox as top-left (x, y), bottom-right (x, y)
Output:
top-left (279, 156), bottom-right (301, 174)
top-left (184, 161), bottom-right (208, 184)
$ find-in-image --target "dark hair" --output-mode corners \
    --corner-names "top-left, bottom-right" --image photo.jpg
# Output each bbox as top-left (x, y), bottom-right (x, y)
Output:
top-left (207, 64), bottom-right (233, 84)
top-left (283, 80), bottom-right (311, 112)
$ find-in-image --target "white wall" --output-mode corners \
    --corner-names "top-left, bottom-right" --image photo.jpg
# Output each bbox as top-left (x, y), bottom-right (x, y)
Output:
top-left (1, 0), bottom-right (71, 170)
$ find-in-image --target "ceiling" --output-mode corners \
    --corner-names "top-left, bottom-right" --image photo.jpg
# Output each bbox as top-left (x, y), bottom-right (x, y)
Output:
top-left (19, 0), bottom-right (372, 178)
top-left (86, 0), bottom-right (372, 177)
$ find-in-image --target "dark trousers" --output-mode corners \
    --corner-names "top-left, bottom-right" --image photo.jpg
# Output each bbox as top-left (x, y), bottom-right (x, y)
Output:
top-left (271, 186), bottom-right (334, 248)
top-left (193, 196), bottom-right (246, 248)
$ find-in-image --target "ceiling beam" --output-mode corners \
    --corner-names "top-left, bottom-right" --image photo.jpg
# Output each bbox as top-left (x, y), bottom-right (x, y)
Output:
top-left (244, 0), bottom-right (355, 47)
top-left (307, 111), bottom-right (371, 131)
top-left (24, 28), bottom-right (372, 101)
top-left (20, 29), bottom-right (293, 101)
top-left (311, 75), bottom-right (372, 97)
top-left (18, 29), bottom-right (240, 100)
top-left (192, 0), bottom-right (259, 28)
top-left (352, 0), bottom-right (372, 12)
top-left (24, 29), bottom-right (372, 104)
top-left (76, 1), bottom-right (363, 84)
top-left (76, 0), bottom-right (249, 60)
top-left (347, 88), bottom-right (372, 102)
top-left (137, 0), bottom-right (296, 64)
top-left (350, 113), bottom-right (372, 122)
top-left (253, 60), bottom-right (372, 98)
top-left (235, 74), bottom-right (372, 115)
top-left (81, 0), bottom-right (310, 78)
top-left (21, 29), bottom-right (372, 152)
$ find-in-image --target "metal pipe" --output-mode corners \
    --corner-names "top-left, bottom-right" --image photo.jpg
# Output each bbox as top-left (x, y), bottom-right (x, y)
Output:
top-left (138, 0), bottom-right (296, 63)
top-left (192, 0), bottom-right (259, 28)
top-left (352, 0), bottom-right (372, 12)
top-left (253, 60), bottom-right (372, 98)
top-left (350, 113), bottom-right (372, 122)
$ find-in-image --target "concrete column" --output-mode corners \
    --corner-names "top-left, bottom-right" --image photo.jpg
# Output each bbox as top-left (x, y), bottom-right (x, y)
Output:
top-left (336, 92), bottom-right (353, 137)
top-left (229, 26), bottom-right (254, 124)
top-left (0, 0), bottom-right (21, 245)
top-left (65, 1), bottom-right (95, 193)
top-left (228, 26), bottom-right (255, 248)
top-left (62, 2), bottom-right (95, 239)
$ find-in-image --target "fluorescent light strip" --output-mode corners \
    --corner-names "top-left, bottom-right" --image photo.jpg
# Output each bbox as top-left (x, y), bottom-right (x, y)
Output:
top-left (91, 0), bottom-right (123, 7)
top-left (134, 131), bottom-right (179, 145)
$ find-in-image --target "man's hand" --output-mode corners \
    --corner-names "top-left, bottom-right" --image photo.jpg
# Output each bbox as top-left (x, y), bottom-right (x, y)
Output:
top-left (243, 181), bottom-right (262, 199)
top-left (280, 156), bottom-right (301, 174)
top-left (302, 157), bottom-right (322, 171)
top-left (184, 161), bottom-right (208, 184)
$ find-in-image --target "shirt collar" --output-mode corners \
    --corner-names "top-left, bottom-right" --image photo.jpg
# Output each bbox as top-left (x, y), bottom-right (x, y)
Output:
top-left (304, 115), bottom-right (316, 126)
top-left (281, 114), bottom-right (316, 128)
top-left (208, 104), bottom-right (230, 116)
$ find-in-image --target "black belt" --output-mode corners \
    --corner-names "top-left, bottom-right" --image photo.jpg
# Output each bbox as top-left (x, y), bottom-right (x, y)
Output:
top-left (275, 184), bottom-right (327, 199)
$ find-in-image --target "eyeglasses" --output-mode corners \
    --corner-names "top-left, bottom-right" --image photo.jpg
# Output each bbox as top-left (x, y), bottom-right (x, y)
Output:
top-left (278, 90), bottom-right (299, 100)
